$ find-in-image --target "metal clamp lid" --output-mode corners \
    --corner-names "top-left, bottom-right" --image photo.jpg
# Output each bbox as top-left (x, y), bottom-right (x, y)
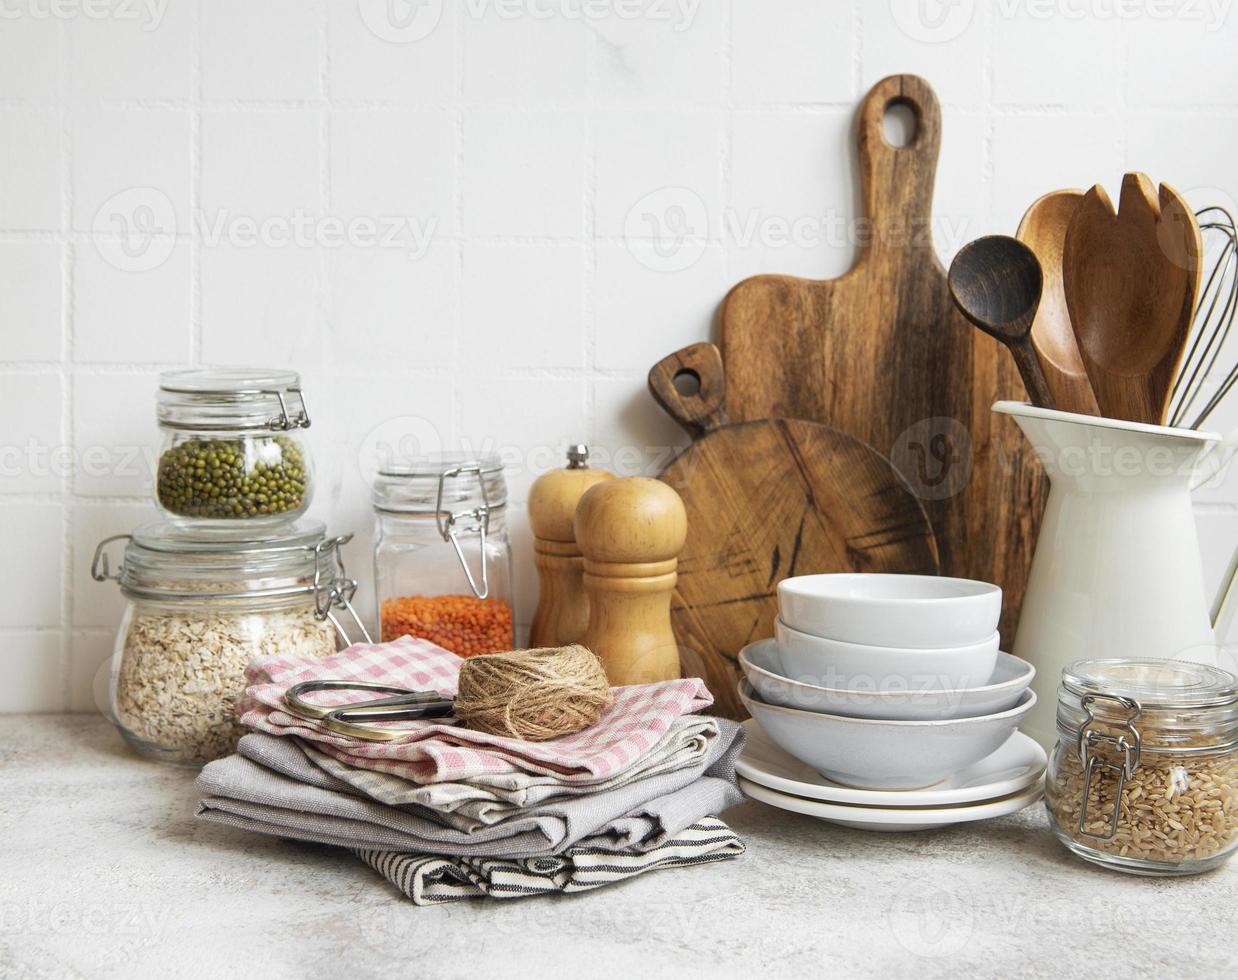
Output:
top-left (434, 464), bottom-right (493, 599)
top-left (92, 525), bottom-right (371, 646)
top-left (1075, 693), bottom-right (1143, 842)
top-left (313, 534), bottom-right (372, 646)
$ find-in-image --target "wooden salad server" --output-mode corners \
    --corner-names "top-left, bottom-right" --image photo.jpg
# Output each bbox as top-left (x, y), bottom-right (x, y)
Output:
top-left (1062, 173), bottom-right (1204, 424)
top-left (1016, 189), bottom-right (1101, 416)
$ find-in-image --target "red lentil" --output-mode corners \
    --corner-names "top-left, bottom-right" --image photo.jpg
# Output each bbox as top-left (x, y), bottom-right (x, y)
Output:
top-left (381, 594), bottom-right (514, 657)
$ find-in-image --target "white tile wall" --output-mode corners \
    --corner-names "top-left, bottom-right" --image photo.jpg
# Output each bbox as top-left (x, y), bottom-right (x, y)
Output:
top-left (0, 1), bottom-right (1235, 711)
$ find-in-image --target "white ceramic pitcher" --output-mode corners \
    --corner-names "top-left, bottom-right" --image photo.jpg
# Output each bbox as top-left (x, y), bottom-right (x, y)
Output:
top-left (994, 402), bottom-right (1238, 748)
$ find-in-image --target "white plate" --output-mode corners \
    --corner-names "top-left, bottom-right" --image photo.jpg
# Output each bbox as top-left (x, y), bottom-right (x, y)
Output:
top-left (736, 719), bottom-right (1046, 806)
top-left (738, 776), bottom-right (1045, 833)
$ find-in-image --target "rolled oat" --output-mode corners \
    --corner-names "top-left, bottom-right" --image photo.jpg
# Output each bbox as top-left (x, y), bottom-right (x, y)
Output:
top-left (114, 604), bottom-right (335, 765)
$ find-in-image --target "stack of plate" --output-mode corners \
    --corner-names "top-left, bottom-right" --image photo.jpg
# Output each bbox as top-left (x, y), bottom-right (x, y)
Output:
top-left (738, 721), bottom-right (1046, 832)
top-left (737, 573), bottom-right (1045, 831)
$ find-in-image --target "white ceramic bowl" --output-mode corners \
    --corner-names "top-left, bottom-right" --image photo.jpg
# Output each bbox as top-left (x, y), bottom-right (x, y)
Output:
top-left (739, 639), bottom-right (1034, 721)
top-left (777, 573), bottom-right (1002, 647)
top-left (773, 618), bottom-right (1000, 691)
top-left (739, 679), bottom-right (1036, 789)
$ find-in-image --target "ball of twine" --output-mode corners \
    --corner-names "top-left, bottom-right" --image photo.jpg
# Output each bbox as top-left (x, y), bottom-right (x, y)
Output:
top-left (454, 644), bottom-right (613, 741)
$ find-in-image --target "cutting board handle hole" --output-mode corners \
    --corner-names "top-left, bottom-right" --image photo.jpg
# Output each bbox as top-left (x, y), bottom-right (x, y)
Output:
top-left (882, 99), bottom-right (918, 149)
top-left (672, 369), bottom-right (701, 397)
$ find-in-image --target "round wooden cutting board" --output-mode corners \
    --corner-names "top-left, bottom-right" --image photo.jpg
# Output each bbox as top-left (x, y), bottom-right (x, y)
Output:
top-left (649, 343), bottom-right (940, 719)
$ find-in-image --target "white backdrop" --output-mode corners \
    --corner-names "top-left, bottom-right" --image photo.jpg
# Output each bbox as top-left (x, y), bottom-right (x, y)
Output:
top-left (1, 0), bottom-right (1235, 711)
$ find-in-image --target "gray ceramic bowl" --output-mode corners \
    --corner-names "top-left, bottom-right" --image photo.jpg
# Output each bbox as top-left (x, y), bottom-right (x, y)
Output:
top-left (739, 679), bottom-right (1036, 790)
top-left (740, 639), bottom-right (1034, 721)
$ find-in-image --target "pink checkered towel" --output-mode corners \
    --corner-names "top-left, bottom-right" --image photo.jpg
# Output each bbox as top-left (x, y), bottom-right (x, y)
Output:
top-left (238, 637), bottom-right (714, 785)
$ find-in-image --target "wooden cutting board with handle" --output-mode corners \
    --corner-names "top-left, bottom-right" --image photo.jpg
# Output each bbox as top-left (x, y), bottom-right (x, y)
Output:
top-left (649, 342), bottom-right (939, 719)
top-left (719, 73), bottom-right (1046, 644)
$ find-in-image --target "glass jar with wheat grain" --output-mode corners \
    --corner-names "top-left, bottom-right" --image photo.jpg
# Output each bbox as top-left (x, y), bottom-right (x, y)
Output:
top-left (1045, 658), bottom-right (1238, 876)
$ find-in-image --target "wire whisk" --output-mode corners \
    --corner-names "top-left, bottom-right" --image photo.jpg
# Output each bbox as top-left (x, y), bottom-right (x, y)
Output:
top-left (1167, 206), bottom-right (1238, 430)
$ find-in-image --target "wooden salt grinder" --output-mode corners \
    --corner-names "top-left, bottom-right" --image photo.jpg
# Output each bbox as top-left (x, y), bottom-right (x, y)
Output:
top-left (576, 477), bottom-right (688, 686)
top-left (527, 445), bottom-right (614, 648)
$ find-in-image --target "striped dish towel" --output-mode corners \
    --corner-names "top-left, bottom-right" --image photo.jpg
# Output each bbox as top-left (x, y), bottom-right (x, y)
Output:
top-left (238, 637), bottom-right (714, 784)
top-left (356, 817), bottom-right (744, 905)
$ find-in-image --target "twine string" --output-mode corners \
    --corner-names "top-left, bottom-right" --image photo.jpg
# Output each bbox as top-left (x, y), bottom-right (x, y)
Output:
top-left (454, 644), bottom-right (613, 741)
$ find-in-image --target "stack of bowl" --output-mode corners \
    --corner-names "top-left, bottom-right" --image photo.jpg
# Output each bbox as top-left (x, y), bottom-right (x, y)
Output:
top-left (736, 574), bottom-right (1045, 831)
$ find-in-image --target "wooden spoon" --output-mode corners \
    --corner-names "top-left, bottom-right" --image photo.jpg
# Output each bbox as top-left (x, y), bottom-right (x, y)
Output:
top-left (1062, 173), bottom-right (1204, 424)
top-left (948, 235), bottom-right (1055, 408)
top-left (1016, 190), bottom-right (1101, 416)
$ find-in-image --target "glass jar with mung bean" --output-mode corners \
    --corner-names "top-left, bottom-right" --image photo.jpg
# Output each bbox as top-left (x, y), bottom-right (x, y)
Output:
top-left (155, 368), bottom-right (314, 529)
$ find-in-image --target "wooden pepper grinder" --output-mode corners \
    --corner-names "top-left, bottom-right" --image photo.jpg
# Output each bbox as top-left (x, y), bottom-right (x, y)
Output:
top-left (527, 445), bottom-right (614, 648)
top-left (576, 477), bottom-right (688, 686)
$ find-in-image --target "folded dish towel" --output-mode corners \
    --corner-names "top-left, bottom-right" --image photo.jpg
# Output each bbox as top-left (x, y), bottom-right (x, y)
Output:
top-left (294, 715), bottom-right (720, 831)
top-left (356, 817), bottom-right (745, 905)
top-left (196, 719), bottom-right (744, 858)
top-left (238, 637), bottom-right (714, 784)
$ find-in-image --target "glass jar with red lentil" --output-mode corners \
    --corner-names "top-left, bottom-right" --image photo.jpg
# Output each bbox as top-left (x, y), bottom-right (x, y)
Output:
top-left (372, 454), bottom-right (514, 657)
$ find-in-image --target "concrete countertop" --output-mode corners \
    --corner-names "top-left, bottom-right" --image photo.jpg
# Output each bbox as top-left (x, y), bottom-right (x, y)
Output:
top-left (1, 715), bottom-right (1235, 979)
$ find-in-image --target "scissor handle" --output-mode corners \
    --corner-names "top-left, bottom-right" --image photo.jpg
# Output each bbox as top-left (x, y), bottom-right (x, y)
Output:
top-left (283, 680), bottom-right (423, 721)
top-left (331, 700), bottom-right (454, 723)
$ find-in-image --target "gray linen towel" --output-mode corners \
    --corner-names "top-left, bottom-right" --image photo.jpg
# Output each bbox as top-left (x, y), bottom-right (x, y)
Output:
top-left (298, 714), bottom-right (720, 828)
top-left (356, 816), bottom-right (745, 905)
top-left (196, 719), bottom-right (744, 858)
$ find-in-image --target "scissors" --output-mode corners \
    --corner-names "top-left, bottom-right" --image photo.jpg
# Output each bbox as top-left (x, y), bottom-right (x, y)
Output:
top-left (282, 680), bottom-right (455, 742)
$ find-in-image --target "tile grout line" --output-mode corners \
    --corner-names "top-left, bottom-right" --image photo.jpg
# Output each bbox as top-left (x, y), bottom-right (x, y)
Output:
top-left (719, 0), bottom-right (734, 286)
top-left (451, 5), bottom-right (466, 450)
top-left (583, 18), bottom-right (598, 449)
top-left (982, 0), bottom-right (996, 233)
top-left (58, 14), bottom-right (74, 709)
top-left (190, 0), bottom-right (203, 365)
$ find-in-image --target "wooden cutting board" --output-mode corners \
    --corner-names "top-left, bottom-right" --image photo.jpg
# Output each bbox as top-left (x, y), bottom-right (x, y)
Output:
top-left (649, 342), bottom-right (939, 719)
top-left (719, 73), bottom-right (1047, 644)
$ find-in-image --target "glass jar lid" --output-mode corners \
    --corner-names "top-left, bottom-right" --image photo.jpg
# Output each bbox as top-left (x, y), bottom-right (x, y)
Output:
top-left (92, 519), bottom-right (345, 601)
top-left (158, 366), bottom-right (311, 432)
top-left (372, 452), bottom-right (507, 514)
top-left (1057, 658), bottom-right (1238, 753)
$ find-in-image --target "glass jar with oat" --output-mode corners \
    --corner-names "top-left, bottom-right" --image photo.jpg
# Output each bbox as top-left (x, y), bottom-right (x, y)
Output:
top-left (372, 453), bottom-right (514, 657)
top-left (91, 520), bottom-right (369, 766)
top-left (1045, 658), bottom-right (1238, 876)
